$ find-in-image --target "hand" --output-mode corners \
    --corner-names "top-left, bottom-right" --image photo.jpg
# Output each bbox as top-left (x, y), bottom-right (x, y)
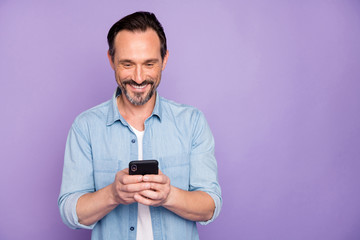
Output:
top-left (111, 168), bottom-right (151, 205)
top-left (133, 170), bottom-right (171, 207)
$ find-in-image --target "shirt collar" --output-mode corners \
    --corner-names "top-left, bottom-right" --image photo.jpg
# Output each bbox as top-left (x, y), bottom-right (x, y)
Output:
top-left (106, 87), bottom-right (162, 126)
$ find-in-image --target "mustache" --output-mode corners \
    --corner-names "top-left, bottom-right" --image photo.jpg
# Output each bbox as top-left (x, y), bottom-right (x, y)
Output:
top-left (122, 79), bottom-right (154, 87)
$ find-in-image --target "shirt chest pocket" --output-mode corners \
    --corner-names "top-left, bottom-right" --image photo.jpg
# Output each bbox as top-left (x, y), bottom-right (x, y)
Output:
top-left (159, 153), bottom-right (190, 191)
top-left (93, 159), bottom-right (126, 190)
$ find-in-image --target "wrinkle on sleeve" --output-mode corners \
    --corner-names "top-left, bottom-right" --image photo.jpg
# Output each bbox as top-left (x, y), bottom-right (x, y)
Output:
top-left (189, 111), bottom-right (222, 225)
top-left (58, 120), bottom-right (97, 229)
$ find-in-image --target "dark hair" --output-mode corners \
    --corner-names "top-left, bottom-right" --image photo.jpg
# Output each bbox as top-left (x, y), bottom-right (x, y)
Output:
top-left (107, 11), bottom-right (167, 61)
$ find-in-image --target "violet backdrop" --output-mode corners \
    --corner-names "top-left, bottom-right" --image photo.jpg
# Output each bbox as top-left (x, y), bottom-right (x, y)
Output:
top-left (1, 0), bottom-right (360, 239)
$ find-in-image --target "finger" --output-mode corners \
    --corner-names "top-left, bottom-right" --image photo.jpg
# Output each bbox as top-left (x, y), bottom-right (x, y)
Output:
top-left (121, 175), bottom-right (144, 185)
top-left (142, 174), bottom-right (168, 183)
top-left (119, 182), bottom-right (151, 193)
top-left (134, 193), bottom-right (160, 206)
top-left (148, 182), bottom-right (166, 192)
top-left (117, 169), bottom-right (143, 184)
top-left (120, 192), bottom-right (136, 202)
top-left (112, 190), bottom-right (137, 205)
top-left (138, 189), bottom-right (162, 200)
top-left (116, 168), bottom-right (143, 184)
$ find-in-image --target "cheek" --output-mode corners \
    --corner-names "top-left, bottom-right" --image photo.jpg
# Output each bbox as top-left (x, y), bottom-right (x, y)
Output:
top-left (148, 68), bottom-right (162, 79)
top-left (115, 69), bottom-right (132, 80)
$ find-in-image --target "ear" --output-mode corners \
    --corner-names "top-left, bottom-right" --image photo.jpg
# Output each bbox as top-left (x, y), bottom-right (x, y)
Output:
top-left (161, 50), bottom-right (169, 71)
top-left (107, 50), bottom-right (115, 70)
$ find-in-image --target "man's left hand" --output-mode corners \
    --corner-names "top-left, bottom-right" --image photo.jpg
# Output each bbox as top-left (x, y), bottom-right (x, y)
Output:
top-left (133, 170), bottom-right (171, 207)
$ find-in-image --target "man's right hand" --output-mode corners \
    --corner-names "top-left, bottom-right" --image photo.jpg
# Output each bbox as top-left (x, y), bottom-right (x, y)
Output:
top-left (77, 168), bottom-right (151, 226)
top-left (110, 168), bottom-right (151, 205)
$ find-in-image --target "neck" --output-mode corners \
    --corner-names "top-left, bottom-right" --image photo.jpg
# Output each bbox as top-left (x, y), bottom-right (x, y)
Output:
top-left (117, 93), bottom-right (156, 131)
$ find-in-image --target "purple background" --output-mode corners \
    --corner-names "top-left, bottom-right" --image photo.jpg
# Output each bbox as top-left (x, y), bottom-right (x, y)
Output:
top-left (1, 1), bottom-right (360, 239)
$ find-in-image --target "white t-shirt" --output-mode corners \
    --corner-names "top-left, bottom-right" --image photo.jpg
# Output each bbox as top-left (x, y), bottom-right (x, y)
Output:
top-left (129, 126), bottom-right (154, 240)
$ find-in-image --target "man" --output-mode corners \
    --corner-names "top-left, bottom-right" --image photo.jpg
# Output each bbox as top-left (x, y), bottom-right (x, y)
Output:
top-left (58, 11), bottom-right (222, 240)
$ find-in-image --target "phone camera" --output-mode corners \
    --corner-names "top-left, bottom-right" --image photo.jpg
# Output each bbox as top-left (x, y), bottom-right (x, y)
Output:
top-left (131, 165), bottom-right (137, 172)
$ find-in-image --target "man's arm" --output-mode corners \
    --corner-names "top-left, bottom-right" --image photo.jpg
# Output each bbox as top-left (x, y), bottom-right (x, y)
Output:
top-left (76, 185), bottom-right (117, 226)
top-left (164, 187), bottom-right (215, 221)
top-left (134, 172), bottom-right (215, 221)
top-left (59, 120), bottom-right (154, 228)
top-left (76, 169), bottom-right (152, 226)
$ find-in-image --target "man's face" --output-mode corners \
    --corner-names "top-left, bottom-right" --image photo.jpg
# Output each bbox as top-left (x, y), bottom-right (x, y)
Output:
top-left (109, 29), bottom-right (168, 106)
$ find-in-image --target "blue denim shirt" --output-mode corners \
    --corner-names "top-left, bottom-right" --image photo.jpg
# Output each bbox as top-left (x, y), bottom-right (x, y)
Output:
top-left (58, 88), bottom-right (222, 240)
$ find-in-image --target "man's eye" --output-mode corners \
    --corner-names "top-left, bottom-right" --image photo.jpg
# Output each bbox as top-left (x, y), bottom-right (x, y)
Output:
top-left (146, 63), bottom-right (154, 67)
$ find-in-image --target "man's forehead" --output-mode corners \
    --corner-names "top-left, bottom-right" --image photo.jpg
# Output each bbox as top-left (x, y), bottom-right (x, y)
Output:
top-left (114, 28), bottom-right (160, 44)
top-left (113, 28), bottom-right (162, 60)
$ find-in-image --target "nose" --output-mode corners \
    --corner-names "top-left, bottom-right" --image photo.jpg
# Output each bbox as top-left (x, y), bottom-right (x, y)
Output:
top-left (133, 65), bottom-right (144, 84)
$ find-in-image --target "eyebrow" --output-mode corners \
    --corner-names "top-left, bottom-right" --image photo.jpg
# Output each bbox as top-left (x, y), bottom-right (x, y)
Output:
top-left (118, 59), bottom-right (134, 64)
top-left (144, 59), bottom-right (160, 63)
top-left (118, 59), bottom-right (160, 64)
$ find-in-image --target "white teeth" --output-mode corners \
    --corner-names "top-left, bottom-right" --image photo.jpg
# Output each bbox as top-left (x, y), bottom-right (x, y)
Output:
top-left (131, 84), bottom-right (147, 89)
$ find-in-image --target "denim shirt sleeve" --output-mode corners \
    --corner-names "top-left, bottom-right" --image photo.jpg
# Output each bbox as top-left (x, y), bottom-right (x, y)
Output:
top-left (189, 111), bottom-right (222, 225)
top-left (58, 119), bottom-right (96, 229)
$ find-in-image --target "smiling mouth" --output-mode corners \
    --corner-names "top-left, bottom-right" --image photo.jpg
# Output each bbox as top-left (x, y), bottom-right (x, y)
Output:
top-left (130, 83), bottom-right (148, 89)
top-left (124, 80), bottom-right (154, 90)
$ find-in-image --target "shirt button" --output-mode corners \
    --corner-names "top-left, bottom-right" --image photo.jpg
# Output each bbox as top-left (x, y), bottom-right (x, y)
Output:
top-left (131, 139), bottom-right (136, 143)
top-left (130, 226), bottom-right (135, 231)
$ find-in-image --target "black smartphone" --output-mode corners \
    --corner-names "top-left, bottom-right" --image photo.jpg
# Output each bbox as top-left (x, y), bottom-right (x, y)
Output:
top-left (129, 160), bottom-right (159, 175)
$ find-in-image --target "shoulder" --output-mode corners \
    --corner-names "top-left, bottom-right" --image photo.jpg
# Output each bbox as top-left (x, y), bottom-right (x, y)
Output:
top-left (158, 96), bottom-right (214, 143)
top-left (159, 96), bottom-right (204, 120)
top-left (158, 96), bottom-right (208, 130)
top-left (72, 99), bottom-right (112, 129)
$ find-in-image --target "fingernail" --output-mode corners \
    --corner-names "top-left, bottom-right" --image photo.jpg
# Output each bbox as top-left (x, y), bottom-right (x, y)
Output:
top-left (143, 176), bottom-right (149, 181)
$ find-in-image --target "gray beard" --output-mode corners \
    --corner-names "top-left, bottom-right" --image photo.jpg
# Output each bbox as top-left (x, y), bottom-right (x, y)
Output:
top-left (118, 79), bottom-right (157, 106)
top-left (117, 71), bottom-right (162, 106)
top-left (123, 86), bottom-right (156, 106)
